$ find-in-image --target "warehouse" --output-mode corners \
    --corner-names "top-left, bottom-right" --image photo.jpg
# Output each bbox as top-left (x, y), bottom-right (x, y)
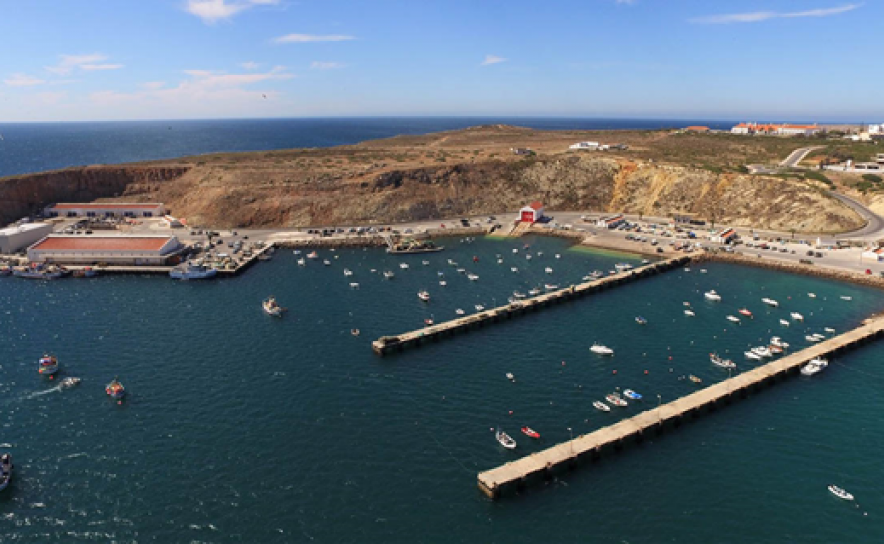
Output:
top-left (0, 223), bottom-right (54, 254)
top-left (27, 235), bottom-right (182, 265)
top-left (44, 203), bottom-right (166, 218)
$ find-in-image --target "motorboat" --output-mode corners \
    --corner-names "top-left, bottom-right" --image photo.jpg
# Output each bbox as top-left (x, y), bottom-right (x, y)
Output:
top-left (455, 309), bottom-right (465, 316)
top-left (615, 263), bottom-right (633, 272)
top-left (738, 308), bottom-right (753, 317)
top-left (424, 318), bottom-right (434, 326)
top-left (106, 378), bottom-right (126, 400)
top-left (14, 263), bottom-right (69, 280)
top-left (790, 312), bottom-right (804, 321)
top-left (422, 260), bottom-right (430, 266)
top-left (745, 351), bottom-right (761, 361)
top-left (544, 267), bottom-right (553, 274)
top-left (801, 357), bottom-right (828, 376)
top-left (0, 453), bottom-right (12, 491)
top-left (635, 316), bottom-right (647, 325)
top-left (343, 268), bottom-right (353, 276)
top-left (700, 269), bottom-right (708, 274)
top-left (293, 250), bottom-right (302, 255)
top-left (497, 259), bottom-right (503, 264)
top-left (60, 376), bottom-right (81, 388)
top-left (351, 329), bottom-right (360, 337)
top-left (262, 297), bottom-right (285, 317)
top-left (525, 254), bottom-right (532, 260)
top-left (512, 249), bottom-right (518, 254)
top-left (808, 293), bottom-right (816, 298)
top-left (689, 375), bottom-right (702, 384)
top-left (590, 270), bottom-right (604, 279)
top-left (536, 251), bottom-right (543, 257)
top-left (528, 288), bottom-right (541, 296)
top-left (593, 400), bottom-right (611, 412)
top-left (683, 302), bottom-right (691, 306)
top-left (474, 304), bottom-right (485, 312)
top-left (399, 263), bottom-right (409, 269)
top-left (840, 296), bottom-right (852, 301)
top-left (448, 259), bottom-right (458, 266)
top-left (828, 485), bottom-right (853, 501)
top-left (306, 251), bottom-right (318, 259)
top-left (506, 372), bottom-right (515, 381)
top-left (710, 353), bottom-right (736, 369)
top-left (511, 267), bottom-right (519, 273)
top-left (544, 284), bottom-right (558, 291)
top-left (605, 393), bottom-right (628, 407)
top-left (779, 319), bottom-right (790, 327)
top-left (383, 270), bottom-right (395, 279)
top-left (824, 327), bottom-right (836, 333)
top-left (38, 354), bottom-right (59, 376)
top-left (169, 262), bottom-right (217, 280)
top-left (806, 335), bottom-right (822, 343)
top-left (590, 343), bottom-right (614, 356)
top-left (521, 427), bottom-right (540, 439)
top-left (769, 345), bottom-right (783, 355)
top-left (623, 389), bottom-right (642, 400)
top-left (684, 267), bottom-right (691, 272)
top-left (323, 259), bottom-right (331, 266)
top-left (555, 254), bottom-right (561, 259)
top-left (726, 315), bottom-right (740, 323)
top-left (762, 297), bottom-right (779, 307)
top-left (467, 273), bottom-right (480, 281)
top-left (811, 333), bottom-right (826, 341)
top-left (417, 291), bottom-right (430, 302)
top-left (456, 268), bottom-right (466, 274)
top-left (704, 290), bottom-right (722, 301)
top-left (684, 310), bottom-right (695, 317)
top-left (512, 291), bottom-right (526, 299)
top-left (349, 283), bottom-right (360, 289)
top-left (297, 258), bottom-right (306, 266)
top-left (751, 346), bottom-right (772, 358)
top-left (770, 337), bottom-right (790, 349)
top-left (439, 281), bottom-right (447, 286)
top-left (72, 267), bottom-right (98, 278)
top-left (495, 429), bottom-right (517, 449)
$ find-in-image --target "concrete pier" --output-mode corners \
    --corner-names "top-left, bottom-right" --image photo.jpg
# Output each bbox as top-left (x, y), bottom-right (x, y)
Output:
top-left (477, 315), bottom-right (884, 499)
top-left (371, 256), bottom-right (692, 355)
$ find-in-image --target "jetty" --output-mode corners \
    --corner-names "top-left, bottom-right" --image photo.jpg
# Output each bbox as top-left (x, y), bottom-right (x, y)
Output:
top-left (477, 315), bottom-right (884, 499)
top-left (371, 256), bottom-right (691, 355)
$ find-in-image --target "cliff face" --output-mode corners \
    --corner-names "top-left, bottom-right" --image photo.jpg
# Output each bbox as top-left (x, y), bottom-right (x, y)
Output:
top-left (0, 166), bottom-right (189, 224)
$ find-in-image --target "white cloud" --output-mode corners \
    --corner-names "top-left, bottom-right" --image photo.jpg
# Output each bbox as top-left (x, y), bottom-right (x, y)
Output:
top-left (45, 54), bottom-right (109, 75)
top-left (616, 0), bottom-right (636, 4)
top-left (480, 55), bottom-right (506, 66)
top-left (310, 61), bottom-right (345, 70)
top-left (691, 3), bottom-right (861, 24)
top-left (140, 81), bottom-right (166, 90)
top-left (81, 64), bottom-right (124, 71)
top-left (241, 61), bottom-right (260, 70)
top-left (4, 73), bottom-right (46, 87)
top-left (274, 33), bottom-right (356, 44)
top-left (186, 0), bottom-right (280, 24)
top-left (180, 67), bottom-right (293, 87)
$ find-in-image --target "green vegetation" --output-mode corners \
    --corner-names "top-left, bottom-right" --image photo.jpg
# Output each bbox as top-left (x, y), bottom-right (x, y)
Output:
top-left (811, 142), bottom-right (880, 165)
top-left (862, 173), bottom-right (883, 183)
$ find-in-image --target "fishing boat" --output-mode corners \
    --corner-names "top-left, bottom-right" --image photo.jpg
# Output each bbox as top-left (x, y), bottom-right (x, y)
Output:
top-left (467, 273), bottom-right (480, 281)
top-left (544, 267), bottom-right (553, 274)
top-left (417, 291), bottom-right (430, 302)
top-left (808, 293), bottom-right (816, 298)
top-left (169, 262), bottom-right (217, 280)
top-left (751, 346), bottom-right (772, 358)
top-left (779, 319), bottom-right (790, 327)
top-left (38, 354), bottom-right (59, 376)
top-left (801, 357), bottom-right (828, 376)
top-left (506, 372), bottom-right (515, 381)
top-left (455, 309), bottom-right (465, 316)
top-left (105, 378), bottom-right (126, 400)
top-left (762, 297), bottom-right (779, 307)
top-left (605, 393), bottom-right (628, 407)
top-left (684, 310), bottom-right (695, 317)
top-left (593, 400), bottom-right (610, 412)
top-left (14, 263), bottom-right (69, 280)
top-left (635, 316), bottom-right (647, 325)
top-left (841, 296), bottom-right (852, 301)
top-left (726, 315), bottom-right (740, 323)
top-left (745, 351), bottom-right (761, 361)
top-left (383, 270), bottom-right (395, 279)
top-left (828, 485), bottom-right (853, 501)
top-left (689, 375), bottom-right (702, 384)
top-left (306, 251), bottom-right (318, 259)
top-left (521, 427), bottom-right (540, 439)
top-left (590, 343), bottom-right (614, 356)
top-left (770, 337), bottom-right (789, 348)
top-left (704, 290), bottom-right (722, 301)
top-left (495, 429), bottom-right (517, 449)
top-left (0, 453), bottom-right (12, 491)
top-left (790, 312), bottom-right (804, 321)
top-left (343, 268), bottom-right (353, 276)
top-left (710, 353), bottom-right (736, 369)
top-left (623, 389), bottom-right (642, 400)
top-left (72, 267), bottom-right (98, 278)
top-left (474, 304), bottom-right (485, 312)
top-left (738, 308), bottom-right (753, 317)
top-left (262, 297), bottom-right (285, 317)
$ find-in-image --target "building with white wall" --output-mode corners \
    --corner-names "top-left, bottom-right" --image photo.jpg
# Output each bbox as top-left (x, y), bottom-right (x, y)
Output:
top-left (519, 202), bottom-right (544, 223)
top-left (596, 214), bottom-right (626, 229)
top-left (44, 203), bottom-right (165, 218)
top-left (28, 235), bottom-right (182, 265)
top-left (711, 228), bottom-right (738, 244)
top-left (0, 223), bottom-right (54, 254)
top-left (569, 141), bottom-right (600, 150)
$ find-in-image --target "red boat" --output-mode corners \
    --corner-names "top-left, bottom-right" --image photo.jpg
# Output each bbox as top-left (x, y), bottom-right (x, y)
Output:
top-left (738, 308), bottom-right (753, 317)
top-left (521, 426), bottom-right (540, 439)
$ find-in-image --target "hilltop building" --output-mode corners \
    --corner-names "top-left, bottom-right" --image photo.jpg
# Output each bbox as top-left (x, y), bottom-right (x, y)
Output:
top-left (730, 123), bottom-right (823, 137)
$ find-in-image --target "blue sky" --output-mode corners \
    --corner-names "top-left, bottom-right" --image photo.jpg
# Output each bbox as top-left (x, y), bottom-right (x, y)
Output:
top-left (0, 0), bottom-right (880, 122)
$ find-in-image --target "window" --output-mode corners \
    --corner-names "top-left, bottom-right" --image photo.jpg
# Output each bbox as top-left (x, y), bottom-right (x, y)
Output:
top-left (143, 212), bottom-right (152, 217)
top-left (86, 212), bottom-right (96, 217)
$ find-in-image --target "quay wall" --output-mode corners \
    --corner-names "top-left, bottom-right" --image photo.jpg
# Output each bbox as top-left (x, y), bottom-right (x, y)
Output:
top-left (698, 252), bottom-right (884, 289)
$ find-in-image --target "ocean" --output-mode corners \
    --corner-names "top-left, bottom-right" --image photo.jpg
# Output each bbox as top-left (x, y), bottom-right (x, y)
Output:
top-left (2, 235), bottom-right (883, 542)
top-left (0, 117), bottom-right (734, 178)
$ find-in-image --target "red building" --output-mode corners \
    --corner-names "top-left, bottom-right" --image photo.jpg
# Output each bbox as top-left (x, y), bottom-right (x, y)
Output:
top-left (520, 202), bottom-right (544, 223)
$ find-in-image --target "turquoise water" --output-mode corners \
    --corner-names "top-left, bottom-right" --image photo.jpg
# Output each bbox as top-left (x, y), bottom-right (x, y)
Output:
top-left (2, 235), bottom-right (883, 542)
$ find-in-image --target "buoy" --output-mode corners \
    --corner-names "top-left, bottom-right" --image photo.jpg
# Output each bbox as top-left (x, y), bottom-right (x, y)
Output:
top-left (613, 370), bottom-right (617, 374)
top-left (668, 356), bottom-right (672, 360)
top-left (508, 410), bottom-right (513, 415)
top-left (49, 375), bottom-right (54, 380)
top-left (562, 361), bottom-right (566, 366)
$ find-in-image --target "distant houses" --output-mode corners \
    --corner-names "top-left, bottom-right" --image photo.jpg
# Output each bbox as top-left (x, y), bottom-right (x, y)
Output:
top-left (510, 147), bottom-right (534, 156)
top-left (568, 141), bottom-right (628, 151)
top-left (684, 126), bottom-right (710, 133)
top-left (730, 122), bottom-right (823, 137)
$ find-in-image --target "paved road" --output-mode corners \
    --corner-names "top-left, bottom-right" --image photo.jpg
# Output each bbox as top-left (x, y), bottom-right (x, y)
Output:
top-left (780, 145), bottom-right (824, 167)
top-left (829, 191), bottom-right (884, 240)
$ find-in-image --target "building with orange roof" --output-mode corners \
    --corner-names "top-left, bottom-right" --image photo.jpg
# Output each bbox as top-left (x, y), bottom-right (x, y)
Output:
top-left (27, 235), bottom-right (182, 265)
top-left (684, 126), bottom-right (710, 133)
top-left (731, 122), bottom-right (823, 136)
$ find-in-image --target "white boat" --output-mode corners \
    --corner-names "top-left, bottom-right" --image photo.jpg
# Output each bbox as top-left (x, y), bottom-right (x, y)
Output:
top-left (726, 315), bottom-right (740, 323)
top-left (806, 335), bottom-right (822, 343)
top-left (593, 400), bottom-right (611, 412)
top-left (683, 301), bottom-right (691, 306)
top-left (455, 309), bottom-right (465, 315)
top-left (590, 270), bottom-right (604, 279)
top-left (383, 270), bottom-right (395, 279)
top-left (790, 312), bottom-right (804, 321)
top-left (525, 254), bottom-right (532, 260)
top-left (511, 267), bottom-right (519, 273)
top-left (544, 284), bottom-right (558, 291)
top-left (323, 259), bottom-right (331, 266)
top-left (779, 319), bottom-right (790, 327)
top-left (801, 357), bottom-right (828, 376)
top-left (262, 297), bottom-right (285, 317)
top-left (824, 327), bottom-right (836, 333)
top-left (467, 274), bottom-right (480, 281)
top-left (704, 290), bottom-right (722, 301)
top-left (0, 453), bottom-right (13, 491)
top-left (808, 293), bottom-right (816, 298)
top-left (418, 291), bottom-right (430, 302)
top-left (811, 333), bottom-right (826, 341)
top-left (513, 291), bottom-right (526, 299)
top-left (297, 258), bottom-right (306, 266)
top-left (349, 282), bottom-right (360, 289)
top-left (439, 280), bottom-right (447, 286)
top-left (474, 304), bottom-right (485, 312)
top-left (615, 263), bottom-right (633, 272)
top-left (399, 263), bottom-right (409, 269)
top-left (700, 269), bottom-right (707, 274)
top-left (528, 288), bottom-right (541, 296)
top-left (512, 249), bottom-right (518, 254)
top-left (343, 268), bottom-right (353, 276)
top-left (762, 297), bottom-right (779, 307)
top-left (745, 351), bottom-right (761, 361)
top-left (422, 260), bottom-right (430, 266)
top-left (306, 251), bottom-right (318, 259)
top-left (684, 267), bottom-right (691, 272)
top-left (751, 346), bottom-right (772, 358)
top-left (169, 263), bottom-right (217, 280)
top-left (605, 393), bottom-right (627, 407)
top-left (555, 254), bottom-right (561, 259)
top-left (293, 250), bottom-right (302, 255)
top-left (495, 429), bottom-right (517, 449)
top-left (456, 268), bottom-right (466, 274)
top-left (840, 296), bottom-right (852, 301)
top-left (38, 354), bottom-right (59, 376)
top-left (684, 310), bottom-right (695, 317)
top-left (590, 343), bottom-right (614, 356)
top-left (60, 376), bottom-right (81, 388)
top-left (544, 267), bottom-right (553, 274)
top-left (770, 337), bottom-right (790, 349)
top-left (505, 372), bottom-right (515, 381)
top-left (828, 484), bottom-right (853, 501)
top-left (497, 259), bottom-right (503, 264)
top-left (448, 259), bottom-right (457, 265)
top-left (710, 353), bottom-right (736, 369)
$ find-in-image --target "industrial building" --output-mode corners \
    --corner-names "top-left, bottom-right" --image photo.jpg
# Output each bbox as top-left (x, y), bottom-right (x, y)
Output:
top-left (0, 223), bottom-right (54, 254)
top-left (27, 235), bottom-right (182, 265)
top-left (44, 203), bottom-right (166, 218)
top-left (596, 214), bottom-right (626, 229)
top-left (711, 228), bottom-right (738, 244)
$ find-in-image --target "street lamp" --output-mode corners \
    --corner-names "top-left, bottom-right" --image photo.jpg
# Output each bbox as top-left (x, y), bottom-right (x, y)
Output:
top-left (567, 427), bottom-right (573, 453)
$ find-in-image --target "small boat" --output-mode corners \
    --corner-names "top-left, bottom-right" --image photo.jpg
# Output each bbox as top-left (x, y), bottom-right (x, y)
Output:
top-left (779, 319), bottom-right (790, 327)
top-left (615, 263), bottom-right (633, 272)
top-left (801, 358), bottom-right (828, 376)
top-left (684, 267), bottom-right (691, 272)
top-left (512, 291), bottom-right (526, 299)
top-left (169, 262), bottom-right (217, 280)
top-left (512, 248), bottom-right (519, 254)
top-left (555, 254), bottom-right (561, 259)
top-left (710, 353), bottom-right (736, 369)
top-left (448, 259), bottom-right (458, 266)
top-left (811, 333), bottom-right (826, 341)
top-left (623, 389), bottom-right (642, 400)
top-left (762, 297), bottom-right (779, 307)
top-left (700, 269), bottom-right (708, 274)
top-left (343, 268), bottom-right (353, 276)
top-left (593, 400), bottom-right (611, 412)
top-left (806, 335), bottom-right (822, 343)
top-left (418, 291), bottom-right (430, 302)
top-left (544, 284), bottom-right (558, 291)
top-left (424, 318), bottom-right (434, 326)
top-left (590, 270), bottom-right (604, 279)
top-left (106, 377), bottom-right (126, 400)
top-left (536, 251), bottom-right (543, 257)
top-left (306, 251), bottom-right (318, 259)
top-left (770, 337), bottom-right (790, 348)
top-left (511, 267), bottom-right (519, 273)
top-left (323, 259), bottom-right (331, 266)
top-left (0, 453), bottom-right (13, 491)
top-left (497, 259), bottom-right (503, 264)
top-left (351, 329), bottom-right (360, 336)
top-left (689, 375), bottom-right (702, 384)
top-left (38, 354), bottom-right (59, 376)
top-left (521, 427), bottom-right (540, 439)
top-left (704, 290), bottom-right (722, 301)
top-left (495, 429), bottom-right (517, 449)
top-left (422, 260), bottom-right (430, 266)
top-left (828, 484), bottom-right (853, 501)
top-left (738, 308), bottom-right (752, 317)
top-left (293, 250), bottom-right (302, 255)
top-left (60, 376), bottom-right (81, 388)
top-left (769, 345), bottom-right (783, 354)
top-left (790, 312), bottom-right (804, 321)
top-left (824, 327), bottom-right (836, 333)
top-left (808, 293), bottom-right (816, 298)
top-left (262, 297), bottom-right (285, 317)
top-left (590, 343), bottom-right (614, 356)
top-left (726, 315), bottom-right (740, 323)
top-left (745, 351), bottom-right (761, 361)
top-left (474, 304), bottom-right (485, 312)
top-left (751, 346), bottom-right (772, 358)
top-left (72, 267), bottom-right (98, 278)
top-left (525, 254), bottom-right (532, 260)
top-left (605, 393), bottom-right (628, 407)
top-left (455, 309), bottom-right (465, 316)
top-left (456, 268), bottom-right (466, 274)
top-left (399, 263), bottom-right (409, 269)
top-left (544, 267), bottom-right (553, 274)
top-left (635, 316), bottom-right (647, 325)
top-left (684, 310), bottom-right (695, 317)
top-left (841, 296), bottom-right (852, 301)
top-left (528, 288), bottom-right (541, 296)
top-left (439, 280), bottom-right (447, 286)
top-left (683, 301), bottom-right (691, 306)
top-left (297, 258), bottom-right (306, 266)
top-left (383, 270), bottom-right (395, 279)
top-left (506, 372), bottom-right (515, 381)
top-left (467, 273), bottom-right (480, 281)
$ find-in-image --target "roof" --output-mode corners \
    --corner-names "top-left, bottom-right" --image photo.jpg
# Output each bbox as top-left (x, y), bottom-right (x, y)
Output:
top-left (685, 126), bottom-right (710, 131)
top-left (0, 223), bottom-right (52, 236)
top-left (717, 229), bottom-right (736, 236)
top-left (30, 236), bottom-right (174, 252)
top-left (528, 201), bottom-right (543, 210)
top-left (48, 203), bottom-right (163, 210)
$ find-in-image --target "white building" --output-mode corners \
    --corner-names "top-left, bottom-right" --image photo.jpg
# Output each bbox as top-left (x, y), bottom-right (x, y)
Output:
top-left (569, 141), bottom-right (600, 150)
top-left (776, 124), bottom-right (822, 137)
top-left (27, 235), bottom-right (182, 266)
top-left (519, 202), bottom-right (544, 223)
top-left (862, 247), bottom-right (884, 262)
top-left (596, 214), bottom-right (625, 229)
top-left (44, 203), bottom-right (165, 219)
top-left (869, 124), bottom-right (883, 135)
top-left (0, 223), bottom-right (54, 254)
top-left (711, 228), bottom-right (738, 244)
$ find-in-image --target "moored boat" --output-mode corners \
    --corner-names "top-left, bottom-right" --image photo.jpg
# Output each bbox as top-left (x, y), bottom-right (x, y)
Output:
top-left (544, 267), bottom-right (553, 274)
top-left (704, 290), bottom-right (721, 301)
top-left (790, 312), bottom-right (804, 321)
top-left (710, 353), bottom-right (736, 369)
top-left (521, 427), bottom-right (540, 439)
top-left (635, 316), bottom-right (647, 325)
top-left (262, 296), bottom-right (285, 317)
top-left (417, 290), bottom-right (430, 302)
top-left (828, 484), bottom-right (853, 501)
top-left (306, 251), bottom-right (318, 259)
top-left (684, 309), bottom-right (695, 317)
top-left (383, 270), bottom-right (395, 279)
top-left (495, 429), bottom-right (517, 449)
top-left (726, 315), bottom-right (740, 323)
top-left (593, 400), bottom-right (610, 412)
top-left (605, 393), bottom-right (628, 407)
top-left (808, 292), bottom-right (816, 298)
top-left (745, 351), bottom-right (761, 361)
top-left (590, 343), bottom-right (614, 356)
top-left (801, 357), bottom-right (828, 376)
top-left (0, 453), bottom-right (13, 491)
top-left (169, 262), bottom-right (217, 280)
top-left (474, 304), bottom-right (485, 312)
top-left (770, 337), bottom-right (790, 349)
top-left (779, 319), bottom-right (790, 327)
top-left (106, 377), bottom-right (126, 400)
top-left (762, 297), bottom-right (779, 307)
top-left (751, 346), bottom-right (772, 358)
top-left (738, 308), bottom-right (752, 317)
top-left (38, 354), bottom-right (59, 376)
top-left (623, 389), bottom-right (642, 400)
top-left (455, 308), bottom-right (465, 316)
top-left (689, 374), bottom-right (702, 384)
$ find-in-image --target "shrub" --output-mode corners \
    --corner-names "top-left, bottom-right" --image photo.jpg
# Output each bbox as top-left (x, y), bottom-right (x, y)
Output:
top-left (862, 174), bottom-right (883, 183)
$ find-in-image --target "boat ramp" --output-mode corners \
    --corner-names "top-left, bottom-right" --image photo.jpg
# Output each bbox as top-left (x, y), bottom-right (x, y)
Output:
top-left (477, 315), bottom-right (884, 499)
